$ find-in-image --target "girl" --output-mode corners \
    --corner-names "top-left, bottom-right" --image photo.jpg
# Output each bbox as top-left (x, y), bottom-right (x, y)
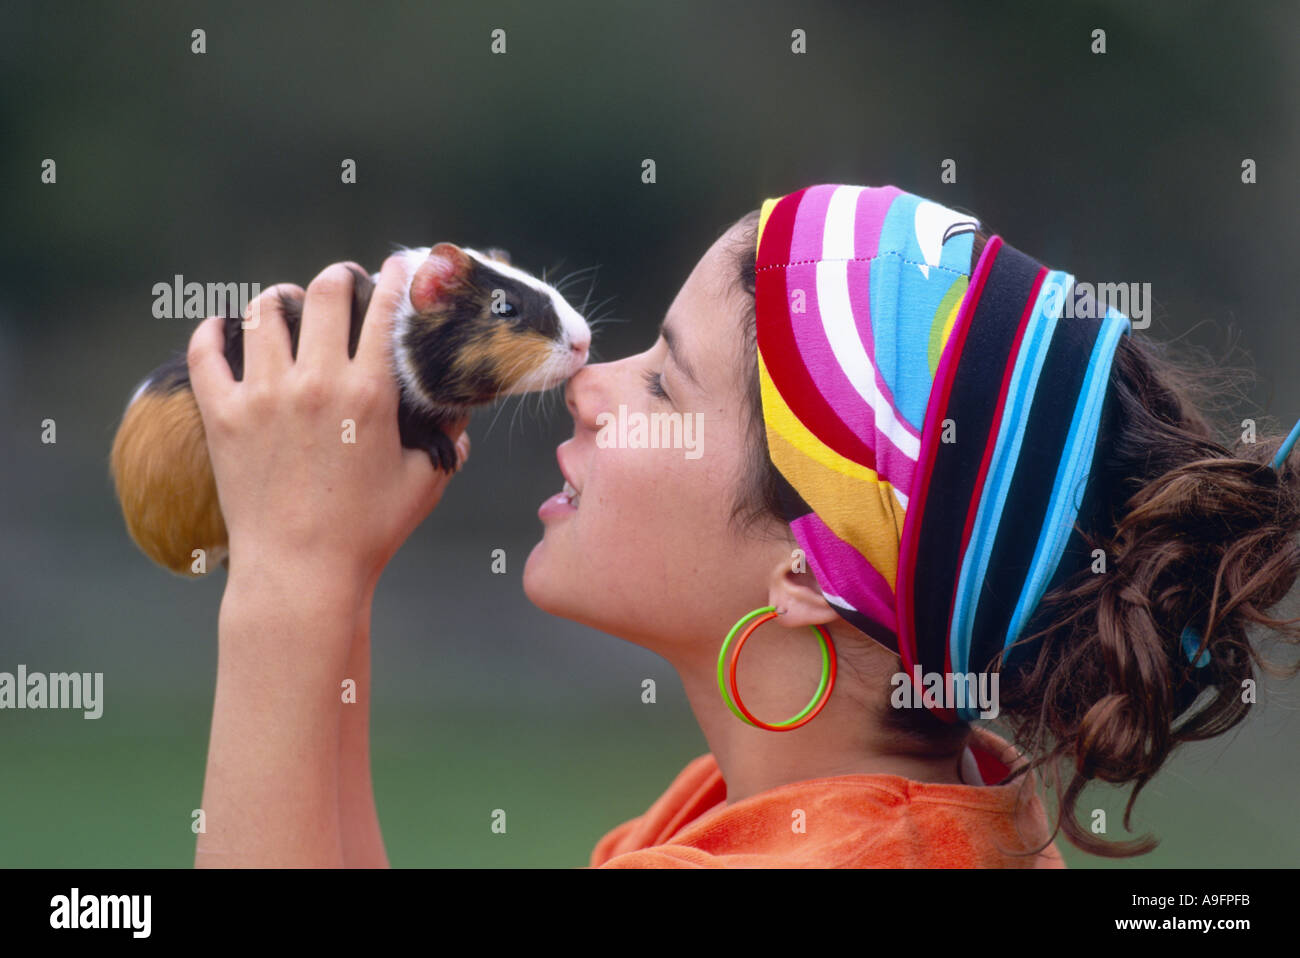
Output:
top-left (187, 184), bottom-right (1300, 867)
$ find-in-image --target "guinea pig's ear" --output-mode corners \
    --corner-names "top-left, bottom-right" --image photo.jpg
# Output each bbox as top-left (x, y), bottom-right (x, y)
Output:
top-left (483, 247), bottom-right (511, 266)
top-left (410, 243), bottom-right (473, 312)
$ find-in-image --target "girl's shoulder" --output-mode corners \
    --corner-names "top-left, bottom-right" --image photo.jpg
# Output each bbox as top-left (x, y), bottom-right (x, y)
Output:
top-left (588, 728), bottom-right (1065, 868)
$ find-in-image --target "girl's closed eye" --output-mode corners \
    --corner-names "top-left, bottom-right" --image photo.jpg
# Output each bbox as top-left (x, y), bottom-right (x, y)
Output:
top-left (642, 368), bottom-right (670, 400)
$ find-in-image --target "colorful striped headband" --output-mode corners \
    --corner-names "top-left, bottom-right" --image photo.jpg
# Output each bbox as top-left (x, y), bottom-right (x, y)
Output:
top-left (754, 184), bottom-right (1131, 722)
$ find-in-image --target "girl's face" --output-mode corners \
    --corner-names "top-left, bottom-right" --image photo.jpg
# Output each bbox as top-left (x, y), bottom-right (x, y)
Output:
top-left (523, 221), bottom-right (788, 658)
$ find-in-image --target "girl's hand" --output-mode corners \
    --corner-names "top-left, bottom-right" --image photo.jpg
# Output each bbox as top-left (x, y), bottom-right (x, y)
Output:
top-left (187, 254), bottom-right (470, 595)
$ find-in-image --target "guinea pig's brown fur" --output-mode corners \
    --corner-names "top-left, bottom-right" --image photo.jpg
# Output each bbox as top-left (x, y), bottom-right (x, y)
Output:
top-left (110, 387), bottom-right (226, 575)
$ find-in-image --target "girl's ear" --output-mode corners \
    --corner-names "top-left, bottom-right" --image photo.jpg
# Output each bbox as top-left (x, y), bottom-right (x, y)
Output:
top-left (767, 555), bottom-right (839, 628)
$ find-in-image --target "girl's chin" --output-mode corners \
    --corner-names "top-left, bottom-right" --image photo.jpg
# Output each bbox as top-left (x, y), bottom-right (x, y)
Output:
top-left (523, 536), bottom-right (600, 624)
top-left (522, 537), bottom-right (564, 613)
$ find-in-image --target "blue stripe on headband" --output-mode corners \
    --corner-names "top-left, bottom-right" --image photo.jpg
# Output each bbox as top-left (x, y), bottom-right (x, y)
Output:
top-left (949, 271), bottom-right (1071, 685)
top-left (959, 305), bottom-right (1132, 720)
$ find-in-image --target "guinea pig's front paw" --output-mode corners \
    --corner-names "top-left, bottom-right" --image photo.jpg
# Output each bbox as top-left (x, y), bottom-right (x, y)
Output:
top-left (424, 430), bottom-right (460, 473)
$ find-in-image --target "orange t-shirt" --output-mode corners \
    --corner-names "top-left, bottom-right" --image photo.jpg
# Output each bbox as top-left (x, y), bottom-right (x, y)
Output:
top-left (589, 726), bottom-right (1065, 868)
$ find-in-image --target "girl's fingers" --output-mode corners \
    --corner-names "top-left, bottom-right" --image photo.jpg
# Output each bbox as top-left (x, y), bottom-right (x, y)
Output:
top-left (355, 252), bottom-right (411, 374)
top-left (241, 283), bottom-right (296, 383)
top-left (298, 262), bottom-right (364, 369)
top-left (442, 416), bottom-right (472, 471)
top-left (402, 438), bottom-right (469, 521)
top-left (187, 314), bottom-right (236, 411)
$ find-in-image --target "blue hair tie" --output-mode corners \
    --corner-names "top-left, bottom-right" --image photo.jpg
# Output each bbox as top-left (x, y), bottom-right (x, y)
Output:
top-left (1270, 415), bottom-right (1300, 470)
top-left (1177, 415), bottom-right (1299, 669)
top-left (1181, 625), bottom-right (1210, 668)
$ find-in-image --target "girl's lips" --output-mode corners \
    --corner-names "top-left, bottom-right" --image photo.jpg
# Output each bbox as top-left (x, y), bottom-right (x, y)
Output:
top-left (538, 491), bottom-right (578, 521)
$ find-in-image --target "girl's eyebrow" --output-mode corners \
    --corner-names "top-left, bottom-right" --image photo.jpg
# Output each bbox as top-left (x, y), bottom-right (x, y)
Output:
top-left (658, 316), bottom-right (701, 389)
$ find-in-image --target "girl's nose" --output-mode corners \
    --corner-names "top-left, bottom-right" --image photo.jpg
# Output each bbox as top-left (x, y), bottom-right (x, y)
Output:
top-left (565, 358), bottom-right (619, 427)
top-left (564, 364), bottom-right (593, 421)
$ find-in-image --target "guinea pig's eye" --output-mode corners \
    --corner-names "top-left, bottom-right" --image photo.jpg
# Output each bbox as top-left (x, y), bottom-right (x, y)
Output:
top-left (492, 299), bottom-right (517, 318)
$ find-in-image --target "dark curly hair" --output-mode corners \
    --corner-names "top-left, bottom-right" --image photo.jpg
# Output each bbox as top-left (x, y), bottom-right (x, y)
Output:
top-left (724, 208), bottom-right (1300, 858)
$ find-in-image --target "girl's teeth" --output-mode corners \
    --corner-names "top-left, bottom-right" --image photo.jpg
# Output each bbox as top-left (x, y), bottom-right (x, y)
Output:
top-left (562, 480), bottom-right (580, 506)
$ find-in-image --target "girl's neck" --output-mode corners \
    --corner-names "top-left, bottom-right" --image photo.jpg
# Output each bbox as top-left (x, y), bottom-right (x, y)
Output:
top-left (675, 654), bottom-right (973, 806)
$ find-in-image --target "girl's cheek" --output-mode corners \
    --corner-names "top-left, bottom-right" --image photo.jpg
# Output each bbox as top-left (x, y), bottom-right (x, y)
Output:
top-left (590, 450), bottom-right (667, 532)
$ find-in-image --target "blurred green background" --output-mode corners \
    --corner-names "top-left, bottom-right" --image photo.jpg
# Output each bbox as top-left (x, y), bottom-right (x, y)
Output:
top-left (2, 0), bottom-right (1298, 867)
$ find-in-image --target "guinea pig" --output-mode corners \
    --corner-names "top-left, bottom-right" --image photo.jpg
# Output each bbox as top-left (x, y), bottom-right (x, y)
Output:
top-left (110, 242), bottom-right (591, 577)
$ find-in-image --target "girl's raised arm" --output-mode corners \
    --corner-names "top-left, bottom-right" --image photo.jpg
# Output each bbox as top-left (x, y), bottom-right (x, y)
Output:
top-left (188, 257), bottom-right (469, 867)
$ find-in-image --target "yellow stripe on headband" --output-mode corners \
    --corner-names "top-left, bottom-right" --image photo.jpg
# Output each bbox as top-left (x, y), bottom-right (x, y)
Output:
top-left (756, 197), bottom-right (780, 250)
top-left (759, 352), bottom-right (882, 486)
top-left (758, 351), bottom-right (906, 586)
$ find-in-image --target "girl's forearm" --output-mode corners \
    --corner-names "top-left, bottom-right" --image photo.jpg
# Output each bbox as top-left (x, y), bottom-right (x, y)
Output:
top-left (339, 596), bottom-right (390, 867)
top-left (194, 560), bottom-right (362, 868)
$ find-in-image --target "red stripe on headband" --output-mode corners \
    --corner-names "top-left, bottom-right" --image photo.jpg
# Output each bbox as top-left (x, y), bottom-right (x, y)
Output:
top-left (895, 235), bottom-right (1003, 691)
top-left (756, 189), bottom-right (807, 270)
top-left (932, 265), bottom-right (1047, 723)
top-left (756, 192), bottom-right (882, 472)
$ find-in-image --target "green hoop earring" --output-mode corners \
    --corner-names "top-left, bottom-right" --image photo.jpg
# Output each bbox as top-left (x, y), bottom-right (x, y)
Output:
top-left (716, 605), bottom-right (837, 731)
